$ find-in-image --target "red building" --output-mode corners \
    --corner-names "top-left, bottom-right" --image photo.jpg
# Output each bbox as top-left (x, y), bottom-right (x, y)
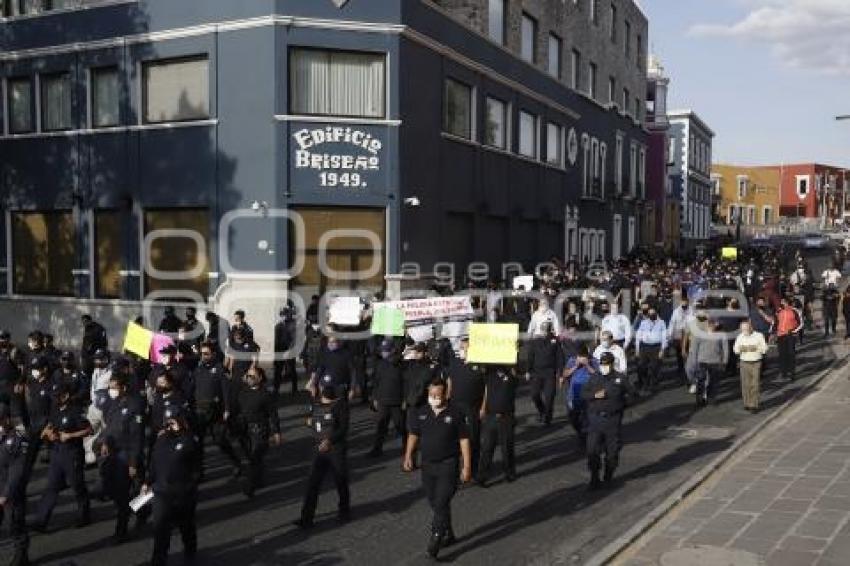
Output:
top-left (778, 163), bottom-right (849, 221)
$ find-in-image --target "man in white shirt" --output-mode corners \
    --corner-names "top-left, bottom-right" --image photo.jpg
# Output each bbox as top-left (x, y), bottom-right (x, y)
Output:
top-left (667, 298), bottom-right (690, 381)
top-left (598, 303), bottom-right (632, 349)
top-left (823, 267), bottom-right (842, 288)
top-left (733, 320), bottom-right (768, 413)
top-left (592, 330), bottom-right (628, 374)
top-left (527, 297), bottom-right (562, 337)
top-left (84, 349), bottom-right (112, 465)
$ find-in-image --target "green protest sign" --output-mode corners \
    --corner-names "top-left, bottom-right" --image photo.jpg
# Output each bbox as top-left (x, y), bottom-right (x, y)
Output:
top-left (371, 307), bottom-right (405, 336)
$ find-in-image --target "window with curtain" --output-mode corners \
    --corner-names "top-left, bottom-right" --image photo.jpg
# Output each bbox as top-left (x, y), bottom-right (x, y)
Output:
top-left (144, 209), bottom-right (210, 298)
top-left (519, 111), bottom-right (537, 159)
top-left (41, 72), bottom-right (72, 131)
top-left (13, 211), bottom-right (76, 296)
top-left (95, 210), bottom-right (122, 298)
top-left (91, 66), bottom-right (120, 128)
top-left (143, 57), bottom-right (209, 124)
top-left (484, 97), bottom-right (506, 149)
top-left (290, 48), bottom-right (385, 119)
top-left (8, 77), bottom-right (34, 134)
top-left (443, 78), bottom-right (472, 140)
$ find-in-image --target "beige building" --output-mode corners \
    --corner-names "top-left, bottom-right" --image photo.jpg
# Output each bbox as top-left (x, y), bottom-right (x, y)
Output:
top-left (711, 165), bottom-right (781, 226)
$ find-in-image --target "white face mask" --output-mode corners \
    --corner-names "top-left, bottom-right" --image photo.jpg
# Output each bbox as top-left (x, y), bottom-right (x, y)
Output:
top-left (161, 355), bottom-right (172, 365)
top-left (600, 366), bottom-right (612, 376)
top-left (458, 350), bottom-right (467, 361)
top-left (428, 396), bottom-right (443, 409)
top-left (31, 369), bottom-right (41, 379)
top-left (108, 388), bottom-right (120, 399)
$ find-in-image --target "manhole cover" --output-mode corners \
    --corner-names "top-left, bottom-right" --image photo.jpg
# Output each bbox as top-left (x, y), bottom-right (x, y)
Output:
top-left (661, 546), bottom-right (764, 566)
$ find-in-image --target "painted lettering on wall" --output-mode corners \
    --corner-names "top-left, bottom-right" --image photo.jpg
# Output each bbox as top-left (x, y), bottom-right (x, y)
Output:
top-left (293, 126), bottom-right (382, 189)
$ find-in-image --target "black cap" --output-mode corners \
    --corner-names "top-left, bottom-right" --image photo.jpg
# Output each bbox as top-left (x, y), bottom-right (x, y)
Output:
top-left (159, 344), bottom-right (177, 355)
top-left (599, 352), bottom-right (616, 366)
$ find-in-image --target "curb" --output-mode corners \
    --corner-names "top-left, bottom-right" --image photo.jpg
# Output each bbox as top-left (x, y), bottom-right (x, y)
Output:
top-left (584, 345), bottom-right (850, 566)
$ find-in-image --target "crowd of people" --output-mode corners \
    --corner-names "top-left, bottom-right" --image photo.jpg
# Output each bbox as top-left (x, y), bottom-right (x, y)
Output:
top-left (0, 245), bottom-right (845, 564)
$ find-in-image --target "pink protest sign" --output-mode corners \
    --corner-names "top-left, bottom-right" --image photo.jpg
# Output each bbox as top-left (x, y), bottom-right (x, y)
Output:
top-left (149, 333), bottom-right (175, 364)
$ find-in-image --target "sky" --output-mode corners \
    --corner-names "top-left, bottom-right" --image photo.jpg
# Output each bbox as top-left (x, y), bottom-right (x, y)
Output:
top-left (639, 0), bottom-right (850, 167)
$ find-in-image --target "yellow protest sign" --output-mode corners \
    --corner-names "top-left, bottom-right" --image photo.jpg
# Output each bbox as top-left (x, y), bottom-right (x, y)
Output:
top-left (721, 247), bottom-right (738, 260)
top-left (123, 321), bottom-right (153, 359)
top-left (467, 323), bottom-right (519, 365)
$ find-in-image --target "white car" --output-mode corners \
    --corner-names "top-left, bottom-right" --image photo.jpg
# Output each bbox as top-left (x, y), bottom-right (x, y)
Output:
top-left (803, 233), bottom-right (829, 248)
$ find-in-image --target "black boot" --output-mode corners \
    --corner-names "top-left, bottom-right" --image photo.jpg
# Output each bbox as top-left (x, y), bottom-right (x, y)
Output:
top-left (603, 466), bottom-right (614, 485)
top-left (588, 471), bottom-right (602, 491)
top-left (427, 530), bottom-right (443, 559)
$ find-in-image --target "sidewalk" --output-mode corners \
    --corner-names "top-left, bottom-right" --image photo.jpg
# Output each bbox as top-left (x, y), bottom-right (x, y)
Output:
top-left (618, 340), bottom-right (850, 566)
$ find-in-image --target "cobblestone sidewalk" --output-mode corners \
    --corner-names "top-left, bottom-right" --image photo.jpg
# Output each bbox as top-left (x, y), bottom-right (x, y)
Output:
top-left (619, 341), bottom-right (850, 566)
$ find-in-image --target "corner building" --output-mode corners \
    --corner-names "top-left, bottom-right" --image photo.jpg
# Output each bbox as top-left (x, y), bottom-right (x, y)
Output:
top-left (0, 0), bottom-right (649, 349)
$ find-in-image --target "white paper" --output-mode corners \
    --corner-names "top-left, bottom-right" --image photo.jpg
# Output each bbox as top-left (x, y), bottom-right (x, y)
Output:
top-left (407, 325), bottom-right (434, 343)
top-left (129, 491), bottom-right (154, 513)
top-left (440, 320), bottom-right (469, 338)
top-left (513, 275), bottom-right (534, 291)
top-left (329, 297), bottom-right (362, 326)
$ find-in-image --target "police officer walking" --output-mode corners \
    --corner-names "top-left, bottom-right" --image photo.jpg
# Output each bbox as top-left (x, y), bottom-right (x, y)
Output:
top-left (294, 386), bottom-right (350, 529)
top-left (232, 367), bottom-right (281, 498)
top-left (446, 338), bottom-right (485, 478)
top-left (24, 356), bottom-right (56, 470)
top-left (192, 342), bottom-right (238, 478)
top-left (366, 340), bottom-right (406, 458)
top-left (581, 352), bottom-right (634, 490)
top-left (309, 335), bottom-right (358, 402)
top-left (525, 323), bottom-right (563, 426)
top-left (477, 365), bottom-right (519, 486)
top-left (0, 403), bottom-right (31, 566)
top-left (142, 406), bottom-right (200, 566)
top-left (31, 383), bottom-right (92, 531)
top-left (403, 378), bottom-right (471, 559)
top-left (273, 306), bottom-right (299, 397)
top-left (52, 351), bottom-right (89, 408)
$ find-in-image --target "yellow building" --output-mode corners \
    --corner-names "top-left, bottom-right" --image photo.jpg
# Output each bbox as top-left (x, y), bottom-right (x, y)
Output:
top-left (711, 165), bottom-right (782, 226)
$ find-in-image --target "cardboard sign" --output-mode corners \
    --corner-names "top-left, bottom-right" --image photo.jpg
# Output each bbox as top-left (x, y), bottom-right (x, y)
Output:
top-left (407, 325), bottom-right (435, 344)
top-left (329, 297), bottom-right (363, 326)
top-left (382, 296), bottom-right (474, 324)
top-left (512, 275), bottom-right (534, 291)
top-left (122, 322), bottom-right (153, 360)
top-left (371, 307), bottom-right (405, 337)
top-left (466, 323), bottom-right (519, 365)
top-left (721, 247), bottom-right (738, 260)
top-left (149, 334), bottom-right (175, 364)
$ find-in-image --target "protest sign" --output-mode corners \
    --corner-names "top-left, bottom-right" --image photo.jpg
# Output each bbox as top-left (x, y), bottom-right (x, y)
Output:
top-left (371, 307), bottom-right (405, 337)
top-left (466, 323), bottom-right (519, 365)
top-left (407, 325), bottom-right (435, 343)
top-left (512, 275), bottom-right (534, 291)
top-left (382, 296), bottom-right (474, 324)
top-left (721, 247), bottom-right (738, 260)
top-left (122, 322), bottom-right (153, 360)
top-left (329, 297), bottom-right (363, 326)
top-left (150, 333), bottom-right (175, 364)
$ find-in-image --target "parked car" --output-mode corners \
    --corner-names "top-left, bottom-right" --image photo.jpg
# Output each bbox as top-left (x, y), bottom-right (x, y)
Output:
top-left (802, 233), bottom-right (829, 249)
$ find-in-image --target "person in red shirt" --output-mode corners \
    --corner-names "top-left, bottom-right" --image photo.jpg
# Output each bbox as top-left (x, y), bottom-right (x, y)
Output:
top-left (776, 296), bottom-right (803, 381)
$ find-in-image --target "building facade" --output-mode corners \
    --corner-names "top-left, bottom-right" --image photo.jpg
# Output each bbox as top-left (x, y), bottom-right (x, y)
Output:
top-left (0, 0), bottom-right (649, 349)
top-left (777, 164), bottom-right (848, 222)
top-left (711, 165), bottom-right (781, 227)
top-left (668, 110), bottom-right (714, 251)
top-left (644, 54), bottom-right (676, 252)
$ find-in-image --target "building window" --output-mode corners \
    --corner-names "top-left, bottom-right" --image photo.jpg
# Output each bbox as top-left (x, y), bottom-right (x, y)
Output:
top-left (488, 0), bottom-right (505, 45)
top-left (796, 175), bottom-right (809, 198)
top-left (622, 88), bottom-right (630, 114)
top-left (615, 133), bottom-right (624, 193)
top-left (484, 97), bottom-right (507, 149)
top-left (40, 71), bottom-right (72, 132)
top-left (763, 206), bottom-right (772, 225)
top-left (639, 147), bottom-right (646, 198)
top-left (94, 210), bottom-right (122, 298)
top-left (635, 96), bottom-right (641, 121)
top-left (519, 111), bottom-right (538, 159)
top-left (90, 66), bottom-right (120, 128)
top-left (588, 62), bottom-right (597, 99)
top-left (443, 78), bottom-right (473, 140)
top-left (629, 142), bottom-right (637, 197)
top-left (571, 49), bottom-right (581, 90)
top-left (144, 208), bottom-right (210, 297)
top-left (548, 33), bottom-right (562, 78)
top-left (636, 33), bottom-right (643, 68)
top-left (624, 21), bottom-right (631, 57)
top-left (7, 77), bottom-right (34, 134)
top-left (12, 211), bottom-right (76, 296)
top-left (590, 0), bottom-right (599, 25)
top-left (736, 177), bottom-right (748, 199)
top-left (521, 13), bottom-right (537, 63)
top-left (608, 76), bottom-right (616, 104)
top-left (610, 4), bottom-right (617, 42)
top-left (546, 122), bottom-right (563, 167)
top-left (143, 56), bottom-right (209, 124)
top-left (290, 48), bottom-right (384, 120)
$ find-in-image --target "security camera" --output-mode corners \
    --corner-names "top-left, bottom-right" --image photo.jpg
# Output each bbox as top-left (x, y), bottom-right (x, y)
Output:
top-left (404, 197), bottom-right (421, 207)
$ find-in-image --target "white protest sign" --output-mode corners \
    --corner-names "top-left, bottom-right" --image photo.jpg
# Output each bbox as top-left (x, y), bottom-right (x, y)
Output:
top-left (381, 296), bottom-right (474, 324)
top-left (513, 275), bottom-right (534, 291)
top-left (329, 296), bottom-right (363, 326)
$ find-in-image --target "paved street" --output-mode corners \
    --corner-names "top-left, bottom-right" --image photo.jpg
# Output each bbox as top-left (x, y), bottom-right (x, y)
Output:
top-left (27, 329), bottom-right (846, 566)
top-left (619, 339), bottom-right (850, 566)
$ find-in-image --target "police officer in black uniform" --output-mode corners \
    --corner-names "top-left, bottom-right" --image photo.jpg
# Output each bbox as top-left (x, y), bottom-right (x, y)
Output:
top-left (52, 351), bottom-right (90, 408)
top-left (142, 405), bottom-right (200, 566)
top-left (273, 306), bottom-right (299, 397)
top-left (150, 345), bottom-right (193, 406)
top-left (525, 322), bottom-right (563, 425)
top-left (225, 327), bottom-right (259, 384)
top-left (158, 306), bottom-right (182, 335)
top-left (148, 370), bottom-right (193, 464)
top-left (0, 331), bottom-right (23, 409)
top-left (31, 383), bottom-right (92, 531)
top-left (192, 341), bottom-right (238, 477)
top-left (294, 386), bottom-right (350, 529)
top-left (310, 334), bottom-right (358, 402)
top-left (477, 365), bottom-right (519, 486)
top-left (25, 356), bottom-right (56, 471)
top-left (0, 402), bottom-right (30, 566)
top-left (403, 343), bottom-right (434, 414)
top-left (446, 338), bottom-right (485, 477)
top-left (366, 340), bottom-right (406, 458)
top-left (403, 378), bottom-right (471, 559)
top-left (581, 352), bottom-right (634, 490)
top-left (100, 373), bottom-right (146, 543)
top-left (232, 367), bottom-right (281, 497)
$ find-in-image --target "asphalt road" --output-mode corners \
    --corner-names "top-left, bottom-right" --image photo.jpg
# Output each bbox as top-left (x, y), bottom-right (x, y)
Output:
top-left (27, 330), bottom-right (843, 566)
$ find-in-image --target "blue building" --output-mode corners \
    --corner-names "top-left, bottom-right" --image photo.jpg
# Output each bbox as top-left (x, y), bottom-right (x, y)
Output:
top-left (0, 0), bottom-right (649, 349)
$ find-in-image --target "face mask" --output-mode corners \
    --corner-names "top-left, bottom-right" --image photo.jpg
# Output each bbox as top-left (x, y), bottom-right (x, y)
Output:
top-left (380, 351), bottom-right (391, 360)
top-left (600, 366), bottom-right (612, 376)
top-left (31, 369), bottom-right (41, 379)
top-left (428, 396), bottom-right (443, 409)
top-left (168, 423), bottom-right (181, 434)
top-left (161, 356), bottom-right (172, 366)
top-left (108, 388), bottom-right (120, 399)
top-left (458, 350), bottom-right (467, 361)
top-left (327, 343), bottom-right (340, 352)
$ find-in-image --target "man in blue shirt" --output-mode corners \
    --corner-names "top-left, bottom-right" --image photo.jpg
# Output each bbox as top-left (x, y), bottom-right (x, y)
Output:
top-left (635, 306), bottom-right (668, 394)
top-left (561, 345), bottom-right (598, 451)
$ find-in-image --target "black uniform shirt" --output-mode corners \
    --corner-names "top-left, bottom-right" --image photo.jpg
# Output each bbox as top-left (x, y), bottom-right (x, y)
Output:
top-left (51, 369), bottom-right (90, 407)
top-left (404, 361), bottom-right (434, 408)
top-left (148, 432), bottom-right (199, 499)
top-left (409, 403), bottom-right (468, 463)
top-left (49, 405), bottom-right (89, 452)
top-left (192, 362), bottom-right (226, 407)
top-left (27, 377), bottom-right (57, 429)
top-left (235, 386), bottom-right (281, 434)
top-left (102, 395), bottom-right (145, 466)
top-left (309, 399), bottom-right (349, 450)
top-left (527, 337), bottom-right (564, 374)
top-left (484, 369), bottom-right (518, 415)
top-left (580, 371), bottom-right (632, 416)
top-left (151, 390), bottom-right (191, 433)
top-left (372, 357), bottom-right (405, 405)
top-left (315, 346), bottom-right (355, 390)
top-left (0, 431), bottom-right (28, 500)
top-left (447, 358), bottom-right (485, 410)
